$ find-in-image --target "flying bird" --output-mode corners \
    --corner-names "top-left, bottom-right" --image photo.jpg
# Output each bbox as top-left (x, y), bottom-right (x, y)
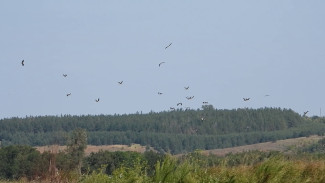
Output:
top-left (184, 86), bottom-right (189, 90)
top-left (177, 103), bottom-right (182, 106)
top-left (170, 107), bottom-right (175, 110)
top-left (303, 111), bottom-right (309, 117)
top-left (66, 93), bottom-right (71, 97)
top-left (165, 42), bottom-right (172, 49)
top-left (265, 94), bottom-right (270, 97)
top-left (186, 96), bottom-right (194, 100)
top-left (158, 92), bottom-right (163, 95)
top-left (63, 74), bottom-right (68, 77)
top-left (159, 62), bottom-right (165, 67)
top-left (243, 98), bottom-right (250, 101)
top-left (95, 98), bottom-right (100, 102)
top-left (118, 81), bottom-right (123, 84)
top-left (203, 102), bottom-right (208, 104)
top-left (21, 60), bottom-right (24, 66)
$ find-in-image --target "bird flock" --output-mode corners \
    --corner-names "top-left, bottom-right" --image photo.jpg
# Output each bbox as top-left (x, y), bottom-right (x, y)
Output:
top-left (19, 42), bottom-right (310, 117)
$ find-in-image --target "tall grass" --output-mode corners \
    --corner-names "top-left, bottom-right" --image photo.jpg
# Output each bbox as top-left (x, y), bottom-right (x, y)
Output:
top-left (2, 152), bottom-right (325, 182)
top-left (79, 154), bottom-right (325, 183)
top-left (201, 156), bottom-right (325, 183)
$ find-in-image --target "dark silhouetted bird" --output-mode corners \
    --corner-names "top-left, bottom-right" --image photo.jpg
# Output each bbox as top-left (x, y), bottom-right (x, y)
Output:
top-left (95, 98), bottom-right (100, 102)
top-left (21, 60), bottom-right (24, 66)
top-left (170, 107), bottom-right (175, 110)
top-left (303, 111), bottom-right (309, 116)
top-left (66, 93), bottom-right (71, 97)
top-left (159, 62), bottom-right (165, 67)
top-left (177, 103), bottom-right (182, 106)
top-left (158, 92), bottom-right (163, 95)
top-left (63, 74), bottom-right (67, 77)
top-left (243, 98), bottom-right (250, 101)
top-left (118, 81), bottom-right (123, 84)
top-left (186, 96), bottom-right (194, 100)
top-left (203, 101), bottom-right (208, 104)
top-left (165, 43), bottom-right (172, 49)
top-left (184, 86), bottom-right (189, 90)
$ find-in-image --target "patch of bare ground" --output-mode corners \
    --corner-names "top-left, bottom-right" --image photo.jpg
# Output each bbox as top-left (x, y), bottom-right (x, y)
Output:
top-left (201, 135), bottom-right (324, 156)
top-left (36, 143), bottom-right (154, 156)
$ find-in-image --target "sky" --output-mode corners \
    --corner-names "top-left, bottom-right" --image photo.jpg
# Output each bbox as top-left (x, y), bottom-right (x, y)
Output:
top-left (1, 1), bottom-right (325, 119)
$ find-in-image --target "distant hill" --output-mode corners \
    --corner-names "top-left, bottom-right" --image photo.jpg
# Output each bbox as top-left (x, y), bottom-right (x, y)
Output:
top-left (1, 107), bottom-right (325, 154)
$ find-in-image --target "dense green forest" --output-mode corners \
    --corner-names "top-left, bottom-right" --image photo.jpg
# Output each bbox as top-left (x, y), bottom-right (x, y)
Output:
top-left (1, 107), bottom-right (325, 154)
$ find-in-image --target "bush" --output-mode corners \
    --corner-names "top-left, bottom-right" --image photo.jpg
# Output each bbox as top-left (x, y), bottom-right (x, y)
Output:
top-left (0, 145), bottom-right (47, 180)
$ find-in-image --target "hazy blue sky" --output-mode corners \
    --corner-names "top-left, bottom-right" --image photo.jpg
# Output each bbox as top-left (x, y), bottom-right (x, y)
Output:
top-left (1, 1), bottom-right (324, 119)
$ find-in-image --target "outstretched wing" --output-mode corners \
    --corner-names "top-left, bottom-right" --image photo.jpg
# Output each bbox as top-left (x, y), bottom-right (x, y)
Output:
top-left (165, 43), bottom-right (172, 49)
top-left (159, 62), bottom-right (165, 67)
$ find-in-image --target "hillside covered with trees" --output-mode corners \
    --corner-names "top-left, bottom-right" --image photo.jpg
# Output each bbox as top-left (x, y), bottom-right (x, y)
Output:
top-left (1, 107), bottom-right (325, 154)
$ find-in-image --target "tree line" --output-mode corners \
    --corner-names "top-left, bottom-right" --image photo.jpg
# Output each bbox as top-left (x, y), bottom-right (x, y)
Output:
top-left (1, 107), bottom-right (325, 153)
top-left (0, 128), bottom-right (164, 181)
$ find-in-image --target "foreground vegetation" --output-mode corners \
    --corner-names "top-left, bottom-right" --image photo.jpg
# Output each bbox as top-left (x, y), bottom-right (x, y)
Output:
top-left (1, 150), bottom-right (325, 182)
top-left (1, 135), bottom-right (325, 182)
top-left (1, 107), bottom-right (325, 154)
top-left (80, 154), bottom-right (325, 183)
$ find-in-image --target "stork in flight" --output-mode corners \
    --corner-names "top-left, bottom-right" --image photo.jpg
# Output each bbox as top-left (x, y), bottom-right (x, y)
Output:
top-left (203, 101), bottom-right (208, 104)
top-left (177, 102), bottom-right (182, 106)
top-left (159, 62), bottom-right (165, 67)
top-left (170, 107), bottom-right (175, 110)
top-left (63, 74), bottom-right (67, 77)
top-left (95, 98), bottom-right (100, 102)
top-left (165, 43), bottom-right (172, 49)
top-left (303, 111), bottom-right (309, 117)
top-left (21, 60), bottom-right (24, 66)
top-left (243, 98), bottom-right (250, 101)
top-left (118, 81), bottom-right (123, 85)
top-left (66, 93), bottom-right (71, 97)
top-left (158, 92), bottom-right (163, 95)
top-left (184, 86), bottom-right (189, 90)
top-left (186, 96), bottom-right (194, 100)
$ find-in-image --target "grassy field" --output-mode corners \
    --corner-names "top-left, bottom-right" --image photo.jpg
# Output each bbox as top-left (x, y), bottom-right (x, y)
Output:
top-left (36, 143), bottom-right (153, 156)
top-left (35, 135), bottom-right (323, 156)
top-left (202, 135), bottom-right (323, 156)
